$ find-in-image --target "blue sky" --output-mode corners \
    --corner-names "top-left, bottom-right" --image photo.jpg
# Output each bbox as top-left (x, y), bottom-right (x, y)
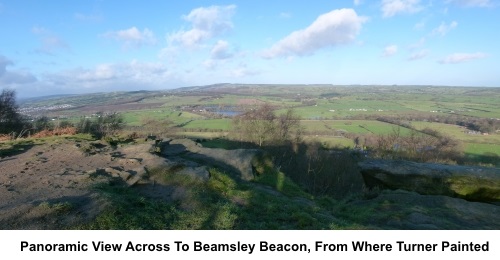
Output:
top-left (0, 0), bottom-right (499, 97)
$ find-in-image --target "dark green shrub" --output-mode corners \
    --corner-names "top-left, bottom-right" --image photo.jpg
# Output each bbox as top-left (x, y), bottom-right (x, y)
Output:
top-left (76, 112), bottom-right (124, 139)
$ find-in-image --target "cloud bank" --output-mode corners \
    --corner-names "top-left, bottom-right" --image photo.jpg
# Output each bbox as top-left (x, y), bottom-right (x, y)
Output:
top-left (43, 60), bottom-right (174, 92)
top-left (0, 55), bottom-right (37, 85)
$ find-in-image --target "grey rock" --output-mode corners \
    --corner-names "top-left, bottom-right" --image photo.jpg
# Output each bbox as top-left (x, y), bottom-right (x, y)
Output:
top-left (164, 139), bottom-right (262, 181)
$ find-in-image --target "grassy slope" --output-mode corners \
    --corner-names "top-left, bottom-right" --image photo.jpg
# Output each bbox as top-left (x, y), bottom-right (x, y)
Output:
top-left (78, 167), bottom-right (360, 230)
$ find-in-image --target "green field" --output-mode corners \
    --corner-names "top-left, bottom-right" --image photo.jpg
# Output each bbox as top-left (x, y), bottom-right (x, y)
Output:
top-left (411, 121), bottom-right (500, 156)
top-left (411, 122), bottom-right (500, 144)
top-left (182, 119), bottom-right (232, 131)
top-left (301, 120), bottom-right (412, 135)
top-left (465, 143), bottom-right (500, 156)
top-left (18, 84), bottom-right (500, 161)
top-left (122, 109), bottom-right (203, 126)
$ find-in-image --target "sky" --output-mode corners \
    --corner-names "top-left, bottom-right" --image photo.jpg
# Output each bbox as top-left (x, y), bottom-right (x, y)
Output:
top-left (0, 0), bottom-right (499, 98)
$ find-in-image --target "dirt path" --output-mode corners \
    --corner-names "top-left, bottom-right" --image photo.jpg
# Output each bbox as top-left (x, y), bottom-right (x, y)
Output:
top-left (0, 139), bottom-right (168, 229)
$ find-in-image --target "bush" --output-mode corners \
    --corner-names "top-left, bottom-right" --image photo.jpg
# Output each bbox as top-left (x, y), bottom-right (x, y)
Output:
top-left (31, 116), bottom-right (54, 132)
top-left (0, 89), bottom-right (24, 134)
top-left (76, 112), bottom-right (124, 139)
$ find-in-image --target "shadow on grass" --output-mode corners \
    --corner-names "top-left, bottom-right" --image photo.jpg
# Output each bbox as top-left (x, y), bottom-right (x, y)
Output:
top-left (198, 138), bottom-right (365, 199)
top-left (0, 140), bottom-right (37, 158)
top-left (463, 152), bottom-right (500, 167)
top-left (75, 166), bottom-right (349, 230)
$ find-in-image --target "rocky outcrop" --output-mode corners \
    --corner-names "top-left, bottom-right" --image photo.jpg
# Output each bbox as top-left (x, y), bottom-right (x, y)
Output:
top-left (350, 189), bottom-right (500, 229)
top-left (161, 139), bottom-right (262, 181)
top-left (359, 159), bottom-right (500, 203)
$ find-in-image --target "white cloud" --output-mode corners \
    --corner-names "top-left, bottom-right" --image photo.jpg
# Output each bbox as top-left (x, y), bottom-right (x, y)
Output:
top-left (210, 40), bottom-right (234, 60)
top-left (168, 5), bottom-right (236, 48)
top-left (408, 49), bottom-right (429, 60)
top-left (203, 41), bottom-right (237, 70)
top-left (445, 0), bottom-right (493, 7)
top-left (103, 27), bottom-right (157, 48)
top-left (382, 44), bottom-right (398, 57)
top-left (439, 52), bottom-right (487, 64)
top-left (432, 21), bottom-right (458, 36)
top-left (261, 9), bottom-right (366, 59)
top-left (381, 0), bottom-right (423, 17)
top-left (31, 26), bottom-right (69, 55)
top-left (0, 55), bottom-right (37, 85)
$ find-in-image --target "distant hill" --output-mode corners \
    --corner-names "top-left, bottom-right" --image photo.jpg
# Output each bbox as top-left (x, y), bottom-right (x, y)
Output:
top-left (18, 94), bottom-right (79, 105)
top-left (18, 83), bottom-right (499, 108)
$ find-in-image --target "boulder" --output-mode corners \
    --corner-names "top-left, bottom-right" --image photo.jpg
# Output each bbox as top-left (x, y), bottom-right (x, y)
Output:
top-left (359, 159), bottom-right (500, 203)
top-left (163, 139), bottom-right (262, 181)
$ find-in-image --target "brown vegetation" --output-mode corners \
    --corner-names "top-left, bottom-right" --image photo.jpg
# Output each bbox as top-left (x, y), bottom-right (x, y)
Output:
top-left (31, 127), bottom-right (78, 138)
top-left (364, 127), bottom-right (463, 164)
top-left (232, 104), bottom-right (302, 147)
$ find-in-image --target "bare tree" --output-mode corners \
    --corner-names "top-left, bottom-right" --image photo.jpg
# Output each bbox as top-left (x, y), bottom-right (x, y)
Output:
top-left (233, 104), bottom-right (276, 146)
top-left (275, 108), bottom-right (302, 144)
top-left (232, 104), bottom-right (302, 147)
